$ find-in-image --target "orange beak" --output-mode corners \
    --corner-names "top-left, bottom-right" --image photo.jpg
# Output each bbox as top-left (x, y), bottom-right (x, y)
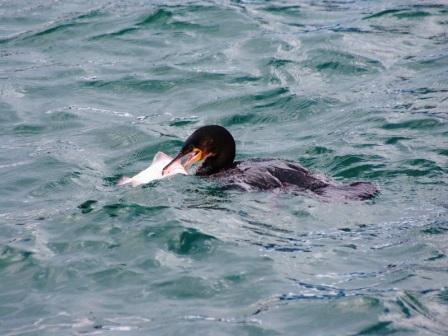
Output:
top-left (162, 148), bottom-right (204, 175)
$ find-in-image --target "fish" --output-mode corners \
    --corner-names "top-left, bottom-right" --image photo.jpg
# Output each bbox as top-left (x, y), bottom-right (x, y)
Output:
top-left (117, 151), bottom-right (187, 187)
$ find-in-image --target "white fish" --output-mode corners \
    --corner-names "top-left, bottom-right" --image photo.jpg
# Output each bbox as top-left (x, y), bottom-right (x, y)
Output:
top-left (117, 151), bottom-right (187, 187)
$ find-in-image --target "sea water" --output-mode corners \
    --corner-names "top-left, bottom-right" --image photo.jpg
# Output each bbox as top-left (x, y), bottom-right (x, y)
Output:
top-left (0, 1), bottom-right (447, 335)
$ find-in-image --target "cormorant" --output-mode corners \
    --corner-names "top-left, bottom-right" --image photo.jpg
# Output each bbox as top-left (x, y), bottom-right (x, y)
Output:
top-left (162, 125), bottom-right (378, 200)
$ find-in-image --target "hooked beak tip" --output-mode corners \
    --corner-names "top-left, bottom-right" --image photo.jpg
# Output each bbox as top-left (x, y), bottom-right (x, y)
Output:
top-left (162, 151), bottom-right (185, 176)
top-left (162, 162), bottom-right (175, 176)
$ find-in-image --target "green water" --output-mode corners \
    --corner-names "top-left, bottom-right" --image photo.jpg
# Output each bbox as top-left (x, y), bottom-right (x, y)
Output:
top-left (1, 0), bottom-right (448, 335)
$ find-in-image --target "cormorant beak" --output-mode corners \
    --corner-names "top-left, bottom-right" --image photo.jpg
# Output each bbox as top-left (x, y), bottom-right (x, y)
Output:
top-left (162, 147), bottom-right (204, 175)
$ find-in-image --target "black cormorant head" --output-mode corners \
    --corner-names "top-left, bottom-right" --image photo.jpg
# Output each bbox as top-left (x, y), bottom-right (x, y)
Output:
top-left (162, 125), bottom-right (236, 176)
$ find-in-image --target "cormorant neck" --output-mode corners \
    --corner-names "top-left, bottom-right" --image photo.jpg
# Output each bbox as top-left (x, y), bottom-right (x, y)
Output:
top-left (196, 156), bottom-right (234, 176)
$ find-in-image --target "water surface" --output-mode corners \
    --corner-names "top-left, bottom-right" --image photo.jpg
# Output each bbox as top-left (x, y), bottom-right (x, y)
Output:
top-left (1, 0), bottom-right (447, 335)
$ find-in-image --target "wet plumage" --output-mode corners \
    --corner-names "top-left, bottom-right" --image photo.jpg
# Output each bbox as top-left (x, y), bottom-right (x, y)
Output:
top-left (163, 125), bottom-right (378, 200)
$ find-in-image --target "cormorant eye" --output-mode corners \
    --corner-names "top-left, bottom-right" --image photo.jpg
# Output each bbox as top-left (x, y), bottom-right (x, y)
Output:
top-left (182, 144), bottom-right (194, 154)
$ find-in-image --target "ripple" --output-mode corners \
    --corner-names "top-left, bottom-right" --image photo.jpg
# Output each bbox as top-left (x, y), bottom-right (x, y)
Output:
top-left (354, 321), bottom-right (400, 335)
top-left (12, 124), bottom-right (46, 135)
top-left (137, 8), bottom-right (173, 26)
top-left (101, 203), bottom-right (169, 218)
top-left (394, 11), bottom-right (431, 20)
top-left (305, 146), bottom-right (334, 155)
top-left (30, 174), bottom-right (81, 198)
top-left (154, 275), bottom-right (221, 299)
top-left (0, 245), bottom-right (34, 272)
top-left (27, 22), bottom-right (85, 39)
top-left (363, 5), bottom-right (440, 20)
top-left (327, 154), bottom-right (386, 179)
top-left (0, 102), bottom-right (20, 124)
top-left (43, 110), bottom-right (84, 131)
top-left (438, 288), bottom-right (448, 304)
top-left (168, 116), bottom-right (200, 127)
top-left (93, 126), bottom-right (151, 151)
top-left (363, 9), bottom-right (407, 20)
top-left (216, 91), bottom-right (339, 125)
top-left (167, 228), bottom-right (217, 256)
top-left (89, 8), bottom-right (173, 40)
top-left (88, 266), bottom-right (143, 287)
top-left (304, 49), bottom-right (383, 76)
top-left (81, 70), bottom-right (232, 96)
top-left (421, 224), bottom-right (448, 235)
top-left (261, 5), bottom-right (302, 17)
top-left (77, 200), bottom-right (98, 214)
top-left (384, 136), bottom-right (411, 145)
top-left (382, 118), bottom-right (443, 130)
top-left (82, 77), bottom-right (175, 94)
top-left (0, 11), bottom-right (97, 45)
top-left (91, 7), bottom-right (218, 40)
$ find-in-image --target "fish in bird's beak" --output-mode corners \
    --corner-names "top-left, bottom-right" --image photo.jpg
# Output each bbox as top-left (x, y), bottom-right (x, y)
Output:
top-left (162, 147), bottom-right (204, 175)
